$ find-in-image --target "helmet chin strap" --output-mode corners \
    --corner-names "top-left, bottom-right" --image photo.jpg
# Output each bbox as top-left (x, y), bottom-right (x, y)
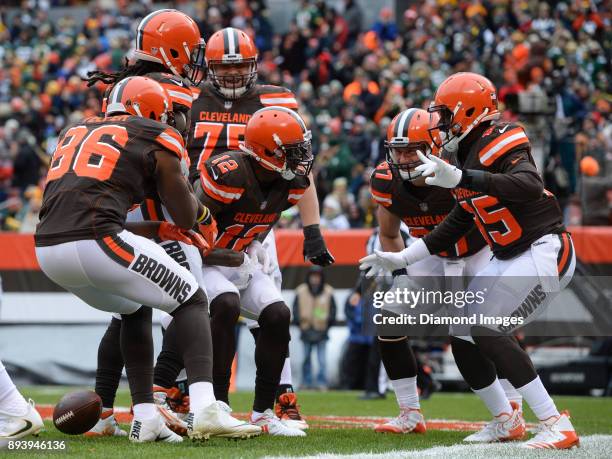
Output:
top-left (443, 107), bottom-right (490, 153)
top-left (238, 144), bottom-right (295, 180)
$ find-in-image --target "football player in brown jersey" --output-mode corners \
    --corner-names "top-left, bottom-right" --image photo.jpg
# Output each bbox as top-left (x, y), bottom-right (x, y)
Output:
top-left (35, 76), bottom-right (258, 442)
top-left (157, 107), bottom-right (313, 436)
top-left (186, 27), bottom-right (327, 427)
top-left (370, 108), bottom-right (527, 441)
top-left (361, 73), bottom-right (578, 449)
top-left (83, 10), bottom-right (210, 437)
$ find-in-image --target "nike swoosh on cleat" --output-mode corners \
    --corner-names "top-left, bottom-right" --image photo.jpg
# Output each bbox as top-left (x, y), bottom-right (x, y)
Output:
top-left (8, 420), bottom-right (33, 437)
top-left (156, 434), bottom-right (173, 442)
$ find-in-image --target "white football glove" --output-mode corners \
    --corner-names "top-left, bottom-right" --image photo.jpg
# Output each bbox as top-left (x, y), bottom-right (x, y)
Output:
top-left (246, 240), bottom-right (273, 274)
top-left (358, 239), bottom-right (431, 278)
top-left (234, 252), bottom-right (257, 290)
top-left (415, 150), bottom-right (462, 188)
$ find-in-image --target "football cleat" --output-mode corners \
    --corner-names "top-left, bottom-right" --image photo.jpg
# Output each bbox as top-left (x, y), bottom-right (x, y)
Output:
top-left (188, 401), bottom-right (261, 440)
top-left (84, 409), bottom-right (127, 437)
top-left (154, 386), bottom-right (188, 436)
top-left (374, 408), bottom-right (426, 434)
top-left (522, 411), bottom-right (579, 449)
top-left (0, 399), bottom-right (44, 445)
top-left (275, 393), bottom-right (308, 430)
top-left (129, 412), bottom-right (183, 443)
top-left (463, 401), bottom-right (526, 443)
top-left (252, 409), bottom-right (306, 437)
top-left (165, 387), bottom-right (190, 420)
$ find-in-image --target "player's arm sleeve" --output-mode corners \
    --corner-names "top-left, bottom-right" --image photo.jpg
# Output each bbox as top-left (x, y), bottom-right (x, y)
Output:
top-left (194, 160), bottom-right (244, 214)
top-left (458, 149), bottom-right (544, 202)
top-left (296, 173), bottom-right (320, 225)
top-left (154, 149), bottom-right (199, 229)
top-left (422, 203), bottom-right (475, 254)
top-left (259, 87), bottom-right (299, 110)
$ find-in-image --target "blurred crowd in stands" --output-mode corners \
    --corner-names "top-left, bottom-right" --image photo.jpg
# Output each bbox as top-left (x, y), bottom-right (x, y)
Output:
top-left (0, 0), bottom-right (610, 231)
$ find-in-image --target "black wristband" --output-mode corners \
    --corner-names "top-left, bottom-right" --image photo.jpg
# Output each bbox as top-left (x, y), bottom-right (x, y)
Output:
top-left (392, 268), bottom-right (407, 277)
top-left (459, 169), bottom-right (488, 192)
top-left (303, 224), bottom-right (322, 239)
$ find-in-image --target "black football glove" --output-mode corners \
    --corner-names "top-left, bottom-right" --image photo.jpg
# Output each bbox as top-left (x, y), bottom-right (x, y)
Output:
top-left (303, 224), bottom-right (335, 266)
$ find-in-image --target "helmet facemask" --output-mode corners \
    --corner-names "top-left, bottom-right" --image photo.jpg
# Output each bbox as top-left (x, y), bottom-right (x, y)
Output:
top-left (185, 40), bottom-right (207, 86)
top-left (208, 58), bottom-right (257, 100)
top-left (428, 101), bottom-right (490, 154)
top-left (272, 131), bottom-right (314, 180)
top-left (385, 139), bottom-right (430, 181)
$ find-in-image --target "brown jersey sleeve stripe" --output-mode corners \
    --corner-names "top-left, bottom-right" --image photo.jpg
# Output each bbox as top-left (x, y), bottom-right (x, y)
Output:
top-left (370, 187), bottom-right (392, 207)
top-left (200, 167), bottom-right (244, 203)
top-left (154, 130), bottom-right (184, 158)
top-left (479, 127), bottom-right (529, 166)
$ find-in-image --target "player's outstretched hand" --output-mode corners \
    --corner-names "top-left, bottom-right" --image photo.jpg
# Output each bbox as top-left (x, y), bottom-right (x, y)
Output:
top-left (359, 250), bottom-right (407, 278)
top-left (415, 150), bottom-right (462, 188)
top-left (359, 239), bottom-right (431, 278)
top-left (303, 224), bottom-right (335, 266)
top-left (247, 240), bottom-right (273, 274)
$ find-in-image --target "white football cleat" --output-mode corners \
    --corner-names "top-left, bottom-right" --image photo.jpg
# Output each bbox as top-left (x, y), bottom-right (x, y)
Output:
top-left (522, 411), bottom-right (579, 449)
top-left (463, 401), bottom-right (526, 443)
top-left (128, 413), bottom-right (182, 443)
top-left (187, 401), bottom-right (261, 440)
top-left (374, 408), bottom-right (426, 434)
top-left (84, 409), bottom-right (127, 437)
top-left (0, 399), bottom-right (44, 445)
top-left (252, 409), bottom-right (306, 437)
top-left (154, 388), bottom-right (187, 436)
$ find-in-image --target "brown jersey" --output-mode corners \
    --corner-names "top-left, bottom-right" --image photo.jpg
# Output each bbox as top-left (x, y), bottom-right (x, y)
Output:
top-left (200, 150), bottom-right (309, 251)
top-left (188, 82), bottom-right (298, 182)
top-left (35, 115), bottom-right (185, 246)
top-left (424, 122), bottom-right (565, 260)
top-left (370, 162), bottom-right (486, 258)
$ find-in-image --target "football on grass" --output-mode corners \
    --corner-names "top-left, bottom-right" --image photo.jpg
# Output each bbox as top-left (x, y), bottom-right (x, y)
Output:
top-left (53, 390), bottom-right (102, 434)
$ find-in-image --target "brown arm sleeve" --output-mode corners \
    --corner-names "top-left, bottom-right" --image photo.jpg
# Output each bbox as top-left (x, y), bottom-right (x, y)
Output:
top-left (423, 203), bottom-right (476, 254)
top-left (154, 149), bottom-right (199, 229)
top-left (459, 149), bottom-right (544, 202)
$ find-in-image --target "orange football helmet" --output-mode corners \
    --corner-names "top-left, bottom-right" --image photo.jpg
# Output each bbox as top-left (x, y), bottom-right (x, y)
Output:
top-left (105, 76), bottom-right (170, 124)
top-left (205, 27), bottom-right (258, 99)
top-left (240, 107), bottom-right (313, 180)
top-left (428, 72), bottom-right (500, 153)
top-left (385, 108), bottom-right (440, 181)
top-left (133, 9), bottom-right (206, 85)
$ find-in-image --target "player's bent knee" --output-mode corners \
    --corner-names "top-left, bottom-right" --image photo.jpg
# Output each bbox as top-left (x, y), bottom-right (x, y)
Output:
top-left (210, 292), bottom-right (241, 325)
top-left (170, 288), bottom-right (208, 316)
top-left (258, 302), bottom-right (290, 336)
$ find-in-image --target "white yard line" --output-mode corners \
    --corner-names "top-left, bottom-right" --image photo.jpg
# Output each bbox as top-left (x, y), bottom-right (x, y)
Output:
top-left (265, 435), bottom-right (612, 459)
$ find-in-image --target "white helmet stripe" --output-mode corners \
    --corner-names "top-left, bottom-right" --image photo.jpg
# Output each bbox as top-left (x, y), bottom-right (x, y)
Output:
top-left (136, 9), bottom-right (172, 50)
top-left (395, 108), bottom-right (416, 139)
top-left (227, 27), bottom-right (236, 54)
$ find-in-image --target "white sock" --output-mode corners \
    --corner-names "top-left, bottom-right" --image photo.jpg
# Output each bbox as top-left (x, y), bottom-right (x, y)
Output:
top-left (500, 378), bottom-right (523, 411)
top-left (516, 376), bottom-right (559, 421)
top-left (0, 360), bottom-right (28, 414)
top-left (390, 376), bottom-right (419, 410)
top-left (473, 378), bottom-right (512, 417)
top-left (189, 382), bottom-right (216, 413)
top-left (251, 410), bottom-right (264, 422)
top-left (132, 403), bottom-right (157, 420)
top-left (279, 357), bottom-right (292, 386)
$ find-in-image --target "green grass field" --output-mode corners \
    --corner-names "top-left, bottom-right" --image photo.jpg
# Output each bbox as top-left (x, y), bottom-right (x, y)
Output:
top-left (10, 387), bottom-right (612, 458)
